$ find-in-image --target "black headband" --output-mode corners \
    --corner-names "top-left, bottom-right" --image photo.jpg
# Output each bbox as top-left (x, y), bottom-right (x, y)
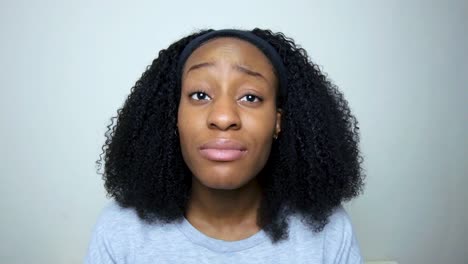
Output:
top-left (177, 29), bottom-right (288, 105)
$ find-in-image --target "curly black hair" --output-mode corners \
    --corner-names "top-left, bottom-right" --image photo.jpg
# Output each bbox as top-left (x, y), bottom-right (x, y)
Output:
top-left (96, 28), bottom-right (365, 243)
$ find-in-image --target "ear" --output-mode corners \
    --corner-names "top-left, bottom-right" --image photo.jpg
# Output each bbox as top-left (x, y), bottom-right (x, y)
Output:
top-left (274, 108), bottom-right (282, 137)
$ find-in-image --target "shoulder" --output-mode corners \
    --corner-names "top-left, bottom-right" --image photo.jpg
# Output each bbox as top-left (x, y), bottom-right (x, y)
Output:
top-left (324, 205), bottom-right (355, 236)
top-left (84, 200), bottom-right (144, 263)
top-left (284, 205), bottom-right (363, 263)
top-left (94, 200), bottom-right (140, 230)
top-left (90, 200), bottom-right (144, 242)
top-left (322, 205), bottom-right (363, 264)
top-left (288, 205), bottom-right (356, 240)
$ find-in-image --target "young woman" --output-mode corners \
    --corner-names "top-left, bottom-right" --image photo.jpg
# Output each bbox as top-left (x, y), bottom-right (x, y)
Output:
top-left (85, 28), bottom-right (365, 263)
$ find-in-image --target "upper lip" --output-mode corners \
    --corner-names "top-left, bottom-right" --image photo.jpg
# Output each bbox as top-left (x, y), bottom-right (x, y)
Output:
top-left (200, 138), bottom-right (247, 151)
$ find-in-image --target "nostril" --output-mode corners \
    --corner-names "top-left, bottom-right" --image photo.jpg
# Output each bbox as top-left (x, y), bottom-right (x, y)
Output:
top-left (208, 120), bottom-right (241, 131)
top-left (206, 100), bottom-right (242, 130)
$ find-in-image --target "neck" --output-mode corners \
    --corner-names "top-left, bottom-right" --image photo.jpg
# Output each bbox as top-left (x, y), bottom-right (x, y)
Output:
top-left (185, 177), bottom-right (263, 240)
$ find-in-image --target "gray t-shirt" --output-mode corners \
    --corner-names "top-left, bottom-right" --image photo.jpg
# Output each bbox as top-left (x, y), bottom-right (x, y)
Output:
top-left (84, 200), bottom-right (363, 263)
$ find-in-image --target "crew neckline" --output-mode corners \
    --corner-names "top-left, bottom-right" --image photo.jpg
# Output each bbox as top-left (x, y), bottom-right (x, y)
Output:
top-left (176, 217), bottom-right (268, 253)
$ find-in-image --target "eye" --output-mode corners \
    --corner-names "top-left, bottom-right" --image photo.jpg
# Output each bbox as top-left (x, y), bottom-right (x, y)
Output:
top-left (189, 91), bottom-right (211, 101)
top-left (239, 94), bottom-right (263, 103)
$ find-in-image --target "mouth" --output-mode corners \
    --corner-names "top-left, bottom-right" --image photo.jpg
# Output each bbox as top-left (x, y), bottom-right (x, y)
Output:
top-left (199, 139), bottom-right (247, 162)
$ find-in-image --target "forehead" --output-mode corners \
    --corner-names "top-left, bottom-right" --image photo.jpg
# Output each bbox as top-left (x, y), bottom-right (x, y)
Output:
top-left (182, 37), bottom-right (275, 73)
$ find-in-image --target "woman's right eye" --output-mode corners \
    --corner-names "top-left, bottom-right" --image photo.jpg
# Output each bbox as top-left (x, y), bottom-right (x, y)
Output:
top-left (189, 91), bottom-right (211, 101)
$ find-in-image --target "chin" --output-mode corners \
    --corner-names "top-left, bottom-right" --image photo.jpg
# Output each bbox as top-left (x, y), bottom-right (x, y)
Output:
top-left (195, 171), bottom-right (253, 191)
top-left (205, 182), bottom-right (242, 190)
top-left (201, 177), bottom-right (246, 190)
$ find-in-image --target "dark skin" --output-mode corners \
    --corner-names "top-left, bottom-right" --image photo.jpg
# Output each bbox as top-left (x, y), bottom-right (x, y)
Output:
top-left (177, 37), bottom-right (281, 241)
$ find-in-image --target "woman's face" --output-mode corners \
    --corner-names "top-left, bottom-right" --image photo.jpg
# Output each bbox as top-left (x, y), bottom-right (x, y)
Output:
top-left (177, 37), bottom-right (281, 190)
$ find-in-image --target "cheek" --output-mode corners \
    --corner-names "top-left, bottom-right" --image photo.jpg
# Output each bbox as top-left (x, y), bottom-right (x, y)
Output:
top-left (242, 111), bottom-right (276, 160)
top-left (177, 105), bottom-right (192, 154)
top-left (177, 101), bottom-right (199, 134)
top-left (178, 110), bottom-right (192, 134)
top-left (243, 111), bottom-right (277, 139)
top-left (177, 103), bottom-right (206, 165)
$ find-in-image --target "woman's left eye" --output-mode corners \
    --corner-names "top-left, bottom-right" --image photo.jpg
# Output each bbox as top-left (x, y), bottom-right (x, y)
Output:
top-left (239, 94), bottom-right (262, 103)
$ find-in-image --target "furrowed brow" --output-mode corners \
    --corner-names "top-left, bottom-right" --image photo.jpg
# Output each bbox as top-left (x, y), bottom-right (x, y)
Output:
top-left (232, 64), bottom-right (268, 83)
top-left (186, 62), bottom-right (215, 73)
top-left (186, 62), bottom-right (268, 84)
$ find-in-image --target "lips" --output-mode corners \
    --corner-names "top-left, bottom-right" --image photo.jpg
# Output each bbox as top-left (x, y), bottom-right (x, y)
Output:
top-left (199, 139), bottom-right (247, 161)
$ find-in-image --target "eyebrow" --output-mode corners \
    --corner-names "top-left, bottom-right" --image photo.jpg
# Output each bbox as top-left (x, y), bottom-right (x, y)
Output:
top-left (186, 62), bottom-right (268, 83)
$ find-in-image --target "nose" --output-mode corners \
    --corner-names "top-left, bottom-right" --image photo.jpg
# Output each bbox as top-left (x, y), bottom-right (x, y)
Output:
top-left (207, 96), bottom-right (241, 131)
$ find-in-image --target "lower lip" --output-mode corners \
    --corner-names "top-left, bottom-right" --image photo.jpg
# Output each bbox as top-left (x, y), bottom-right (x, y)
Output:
top-left (199, 149), bottom-right (246, 161)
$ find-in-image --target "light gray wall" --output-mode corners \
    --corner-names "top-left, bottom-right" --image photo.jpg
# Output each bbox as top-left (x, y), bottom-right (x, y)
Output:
top-left (1, 0), bottom-right (466, 263)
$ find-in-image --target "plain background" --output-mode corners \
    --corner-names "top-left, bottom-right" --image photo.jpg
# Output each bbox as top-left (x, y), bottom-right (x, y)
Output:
top-left (1, 0), bottom-right (467, 263)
